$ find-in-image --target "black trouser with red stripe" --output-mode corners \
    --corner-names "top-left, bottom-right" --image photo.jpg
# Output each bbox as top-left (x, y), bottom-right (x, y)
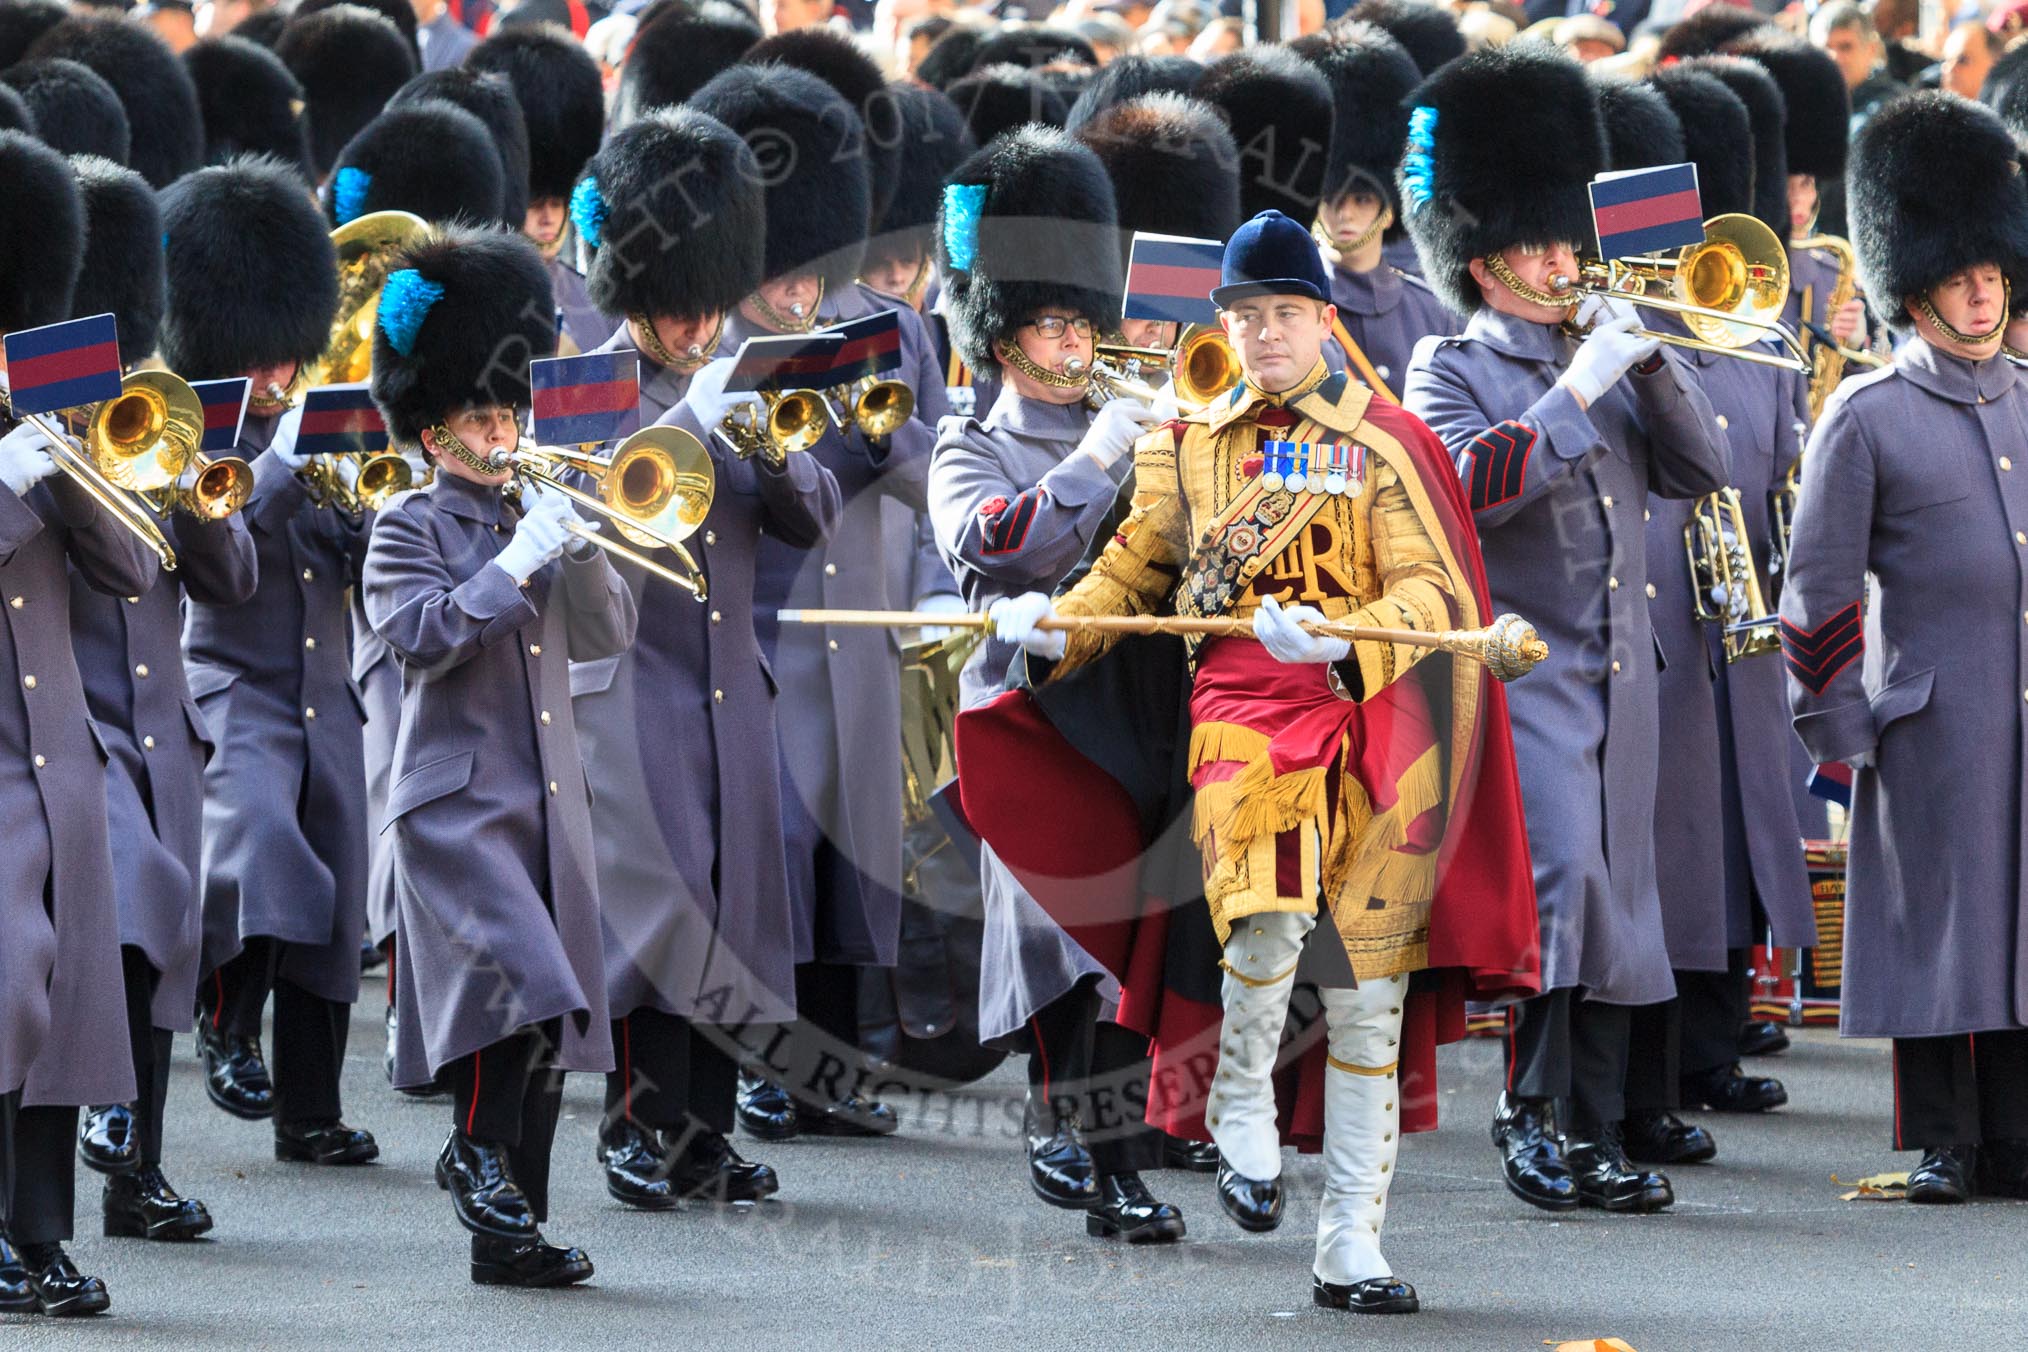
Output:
top-left (765, 961), bottom-right (874, 1109)
top-left (1890, 1029), bottom-right (2028, 1151)
top-left (0, 1092), bottom-right (78, 1246)
top-left (119, 945), bottom-right (176, 1167)
top-left (206, 936), bottom-right (348, 1127)
top-left (602, 1008), bottom-right (737, 1145)
top-left (444, 1019), bottom-right (564, 1223)
top-left (1025, 978), bottom-right (1162, 1177)
top-left (1505, 987), bottom-right (1631, 1137)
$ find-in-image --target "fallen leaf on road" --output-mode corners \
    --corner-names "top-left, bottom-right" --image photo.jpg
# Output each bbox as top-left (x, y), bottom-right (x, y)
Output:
top-left (1832, 1171), bottom-right (1910, 1200)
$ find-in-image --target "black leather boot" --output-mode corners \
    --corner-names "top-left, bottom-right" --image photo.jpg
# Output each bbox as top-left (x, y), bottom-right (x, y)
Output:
top-left (1566, 1125), bottom-right (1674, 1213)
top-left (598, 1121), bottom-right (680, 1211)
top-left (196, 1023), bottom-right (274, 1120)
top-left (796, 1093), bottom-right (899, 1137)
top-left (1085, 1172), bottom-right (1185, 1243)
top-left (78, 1103), bottom-right (140, 1175)
top-left (1214, 1159), bottom-right (1284, 1232)
top-left (0, 1234), bottom-right (35, 1314)
top-left (103, 1166), bottom-right (214, 1241)
top-left (436, 1131), bottom-right (538, 1240)
top-left (1680, 1063), bottom-right (1788, 1113)
top-left (734, 1072), bottom-right (799, 1142)
top-left (1977, 1139), bottom-right (2028, 1200)
top-left (16, 1243), bottom-right (110, 1317)
top-left (274, 1117), bottom-right (379, 1165)
top-left (470, 1233), bottom-right (594, 1288)
top-left (1621, 1109), bottom-right (1718, 1165)
top-left (1024, 1091), bottom-right (1097, 1209)
top-left (1314, 1275), bottom-right (1420, 1315)
top-left (1161, 1135), bottom-right (1221, 1172)
top-left (1738, 1020), bottom-right (1790, 1058)
top-left (1490, 1093), bottom-right (1578, 1211)
top-left (665, 1130), bottom-right (780, 1203)
top-left (1907, 1145), bottom-right (1976, 1204)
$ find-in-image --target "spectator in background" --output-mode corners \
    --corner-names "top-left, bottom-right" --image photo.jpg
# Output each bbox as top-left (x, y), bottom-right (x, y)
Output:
top-left (1073, 14), bottom-right (1135, 61)
top-left (1812, 2), bottom-right (1900, 128)
top-left (413, 0), bottom-right (479, 68)
top-left (1871, 0), bottom-right (1932, 84)
top-left (1941, 22), bottom-right (1995, 99)
top-left (764, 0), bottom-right (836, 35)
top-left (141, 1), bottom-right (200, 52)
top-left (904, 13), bottom-right (956, 72)
top-left (196, 0), bottom-right (278, 36)
top-left (1554, 12), bottom-right (1623, 63)
top-left (1187, 14), bottom-right (1243, 59)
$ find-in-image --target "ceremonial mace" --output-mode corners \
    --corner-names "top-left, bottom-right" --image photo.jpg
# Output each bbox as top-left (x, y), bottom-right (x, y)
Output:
top-left (775, 609), bottom-right (1550, 683)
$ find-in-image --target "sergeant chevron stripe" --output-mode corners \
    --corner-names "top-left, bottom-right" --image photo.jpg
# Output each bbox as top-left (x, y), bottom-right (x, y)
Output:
top-left (1780, 600), bottom-right (1863, 694)
top-left (1464, 420), bottom-right (1535, 510)
top-left (978, 488), bottom-right (1045, 555)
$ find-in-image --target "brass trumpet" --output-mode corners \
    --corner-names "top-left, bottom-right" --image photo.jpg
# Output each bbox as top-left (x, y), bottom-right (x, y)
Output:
top-left (304, 451), bottom-right (417, 514)
top-left (1094, 324), bottom-right (1244, 407)
top-left (1685, 487), bottom-right (1779, 662)
top-left (2, 375), bottom-right (182, 570)
top-left (831, 375), bottom-right (914, 440)
top-left (493, 426), bottom-right (715, 600)
top-left (717, 388), bottom-right (829, 465)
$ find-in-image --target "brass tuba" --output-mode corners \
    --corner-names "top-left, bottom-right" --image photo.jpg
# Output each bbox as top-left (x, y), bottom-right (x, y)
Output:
top-left (300, 211), bottom-right (430, 391)
top-left (1685, 487), bottom-right (1780, 662)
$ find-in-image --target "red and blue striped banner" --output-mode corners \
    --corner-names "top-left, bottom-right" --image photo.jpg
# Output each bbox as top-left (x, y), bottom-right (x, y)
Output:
top-left (190, 378), bottom-right (251, 454)
top-left (1807, 761), bottom-right (1853, 808)
top-left (1124, 233), bottom-right (1224, 326)
top-left (531, 351), bottom-right (640, 447)
top-left (724, 332), bottom-right (845, 393)
top-left (2, 313), bottom-right (125, 414)
top-left (297, 382), bottom-right (388, 456)
top-left (813, 311), bottom-right (903, 386)
top-left (1590, 163), bottom-right (1705, 261)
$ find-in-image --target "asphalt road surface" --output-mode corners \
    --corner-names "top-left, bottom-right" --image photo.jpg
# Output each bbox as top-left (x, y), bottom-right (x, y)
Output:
top-left (7, 1009), bottom-right (2023, 1351)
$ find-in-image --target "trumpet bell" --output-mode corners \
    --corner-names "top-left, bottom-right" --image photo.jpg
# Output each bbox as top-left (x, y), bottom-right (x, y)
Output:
top-left (187, 456), bottom-right (253, 519)
top-left (88, 371), bottom-right (202, 493)
top-left (770, 390), bottom-right (830, 456)
top-left (854, 379), bottom-right (914, 439)
top-left (355, 453), bottom-right (414, 510)
top-left (1673, 214), bottom-right (1791, 351)
top-left (1172, 325), bottom-right (1243, 406)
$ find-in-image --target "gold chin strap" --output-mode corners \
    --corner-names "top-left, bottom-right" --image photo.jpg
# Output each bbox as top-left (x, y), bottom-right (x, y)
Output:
top-left (1483, 253), bottom-right (1579, 313)
top-left (426, 424), bottom-right (498, 478)
top-left (994, 337), bottom-right (1088, 389)
top-left (745, 278), bottom-right (826, 334)
top-left (1913, 281), bottom-right (2012, 347)
top-left (1312, 205), bottom-right (1392, 259)
top-left (631, 312), bottom-right (722, 373)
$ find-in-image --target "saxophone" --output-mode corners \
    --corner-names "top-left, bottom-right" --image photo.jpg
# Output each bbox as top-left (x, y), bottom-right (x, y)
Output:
top-left (1794, 232), bottom-right (1857, 421)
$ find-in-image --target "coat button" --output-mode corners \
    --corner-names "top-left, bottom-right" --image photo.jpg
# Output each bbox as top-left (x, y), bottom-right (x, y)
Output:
top-left (705, 530), bottom-right (717, 546)
top-left (713, 689), bottom-right (724, 703)
top-left (548, 780), bottom-right (559, 795)
top-left (710, 610), bottom-right (722, 624)
top-left (1611, 660), bottom-right (1622, 674)
top-left (540, 711), bottom-right (552, 726)
top-left (2017, 531), bottom-right (2026, 546)
top-left (1601, 495), bottom-right (1614, 509)
top-left (125, 596), bottom-right (139, 605)
top-left (302, 568), bottom-right (314, 582)
top-left (2003, 456), bottom-right (2015, 471)
top-left (135, 663), bottom-right (149, 678)
top-left (33, 754), bottom-right (45, 768)
top-left (1643, 509), bottom-right (1651, 522)
top-left (529, 644), bottom-right (542, 657)
top-left (304, 706), bottom-right (317, 720)
top-left (1715, 414), bottom-right (1729, 429)
top-left (824, 563), bottom-right (837, 576)
top-left (304, 637), bottom-right (317, 651)
top-left (143, 735), bottom-right (156, 750)
top-left (22, 675), bottom-right (34, 690)
top-left (828, 639), bottom-right (839, 651)
top-left (1646, 583), bottom-right (1657, 599)
top-left (7, 596), bottom-right (21, 608)
top-left (1608, 577), bottom-right (1619, 591)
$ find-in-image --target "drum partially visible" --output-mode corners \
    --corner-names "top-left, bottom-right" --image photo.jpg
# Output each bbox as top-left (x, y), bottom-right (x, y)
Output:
top-left (1749, 839), bottom-right (1845, 1026)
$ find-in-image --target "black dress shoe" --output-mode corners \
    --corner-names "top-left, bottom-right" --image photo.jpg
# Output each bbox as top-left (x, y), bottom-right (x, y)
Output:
top-left (0, 1235), bottom-right (36, 1314)
top-left (470, 1233), bottom-right (594, 1288)
top-left (1622, 1109), bottom-right (1718, 1165)
top-left (1907, 1145), bottom-right (1975, 1204)
top-left (274, 1117), bottom-right (379, 1165)
top-left (78, 1103), bottom-right (140, 1175)
top-left (795, 1094), bottom-right (899, 1138)
top-left (666, 1130), bottom-right (779, 1203)
top-left (437, 1131), bottom-right (539, 1240)
top-left (1085, 1172), bottom-right (1185, 1244)
top-left (1214, 1160), bottom-right (1284, 1232)
top-left (196, 1024), bottom-right (274, 1121)
top-left (1681, 1063), bottom-right (1788, 1113)
top-left (1738, 1020), bottom-right (1791, 1058)
top-left (17, 1243), bottom-right (109, 1317)
top-left (1314, 1275), bottom-right (1420, 1314)
top-left (599, 1122), bottom-right (680, 1210)
top-left (1490, 1093), bottom-right (1578, 1212)
top-left (1976, 1138), bottom-right (2028, 1200)
top-left (1025, 1098), bottom-right (1098, 1210)
top-left (1566, 1128), bottom-right (1674, 1213)
top-left (1162, 1135), bottom-right (1221, 1172)
top-left (735, 1073), bottom-right (800, 1142)
top-left (104, 1166), bottom-right (214, 1241)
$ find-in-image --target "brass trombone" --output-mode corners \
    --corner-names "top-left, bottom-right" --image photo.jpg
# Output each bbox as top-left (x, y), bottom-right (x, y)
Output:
top-left (493, 425), bottom-right (714, 600)
top-left (1094, 324), bottom-right (1244, 406)
top-left (1, 376), bottom-right (182, 570)
top-left (1685, 487), bottom-right (1779, 662)
top-left (95, 372), bottom-right (254, 520)
top-left (1553, 213), bottom-right (1811, 373)
top-left (717, 388), bottom-right (830, 466)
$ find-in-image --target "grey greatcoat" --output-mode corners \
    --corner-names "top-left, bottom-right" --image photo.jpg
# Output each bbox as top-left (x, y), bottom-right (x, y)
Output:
top-left (929, 389), bottom-right (1132, 1042)
top-left (550, 253), bottom-right (615, 357)
top-left (1405, 310), bottom-right (1728, 1006)
top-left (1321, 256), bottom-right (1459, 403)
top-left (593, 323), bottom-right (697, 427)
top-left (365, 473), bottom-right (637, 1084)
top-left (574, 396), bottom-right (840, 1027)
top-left (735, 282), bottom-right (943, 968)
top-left (71, 509), bottom-right (256, 1030)
top-left (1644, 326), bottom-right (1817, 971)
top-left (1781, 338), bottom-right (2028, 1039)
top-left (184, 414), bottom-right (373, 1004)
top-left (356, 596), bottom-right (400, 948)
top-left (0, 469), bottom-right (156, 1108)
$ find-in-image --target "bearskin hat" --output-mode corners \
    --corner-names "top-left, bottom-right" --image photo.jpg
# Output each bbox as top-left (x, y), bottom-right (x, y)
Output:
top-left (947, 62), bottom-right (1070, 142)
top-left (937, 124), bottom-right (1120, 374)
top-left (274, 4), bottom-right (418, 180)
top-left (159, 156), bottom-right (339, 378)
top-left (1595, 77), bottom-right (1684, 173)
top-left (869, 83), bottom-right (975, 265)
top-left (183, 36), bottom-right (310, 174)
top-left (1734, 35), bottom-right (1849, 182)
top-left (293, 0), bottom-right (419, 60)
top-left (369, 225), bottom-right (555, 444)
top-left (391, 69), bottom-right (528, 227)
top-left (26, 14), bottom-right (202, 187)
top-left (1685, 56), bottom-right (1787, 238)
top-left (234, 9), bottom-right (288, 49)
top-left (1194, 46), bottom-right (1334, 224)
top-left (1063, 53), bottom-right (1201, 132)
top-left (693, 63), bottom-right (871, 288)
top-left (1297, 21), bottom-right (1421, 234)
top-left (325, 101), bottom-right (505, 229)
top-left (1985, 40), bottom-right (2028, 122)
top-left (0, 0), bottom-right (67, 71)
top-left (1345, 0), bottom-right (1464, 77)
top-left (574, 105), bottom-right (765, 322)
top-left (0, 83), bottom-right (29, 137)
top-left (2, 60), bottom-right (128, 163)
top-left (465, 25), bottom-right (604, 204)
top-left (1655, 5), bottom-right (1770, 61)
top-left (1648, 67), bottom-right (1753, 221)
top-left (611, 4), bottom-right (758, 132)
top-left (1076, 93), bottom-right (1239, 266)
top-left (0, 130), bottom-right (83, 335)
top-left (1850, 91), bottom-right (2028, 326)
top-left (966, 24), bottom-right (1096, 73)
top-left (915, 26), bottom-right (986, 91)
top-left (1399, 45), bottom-right (1605, 315)
top-left (744, 29), bottom-right (904, 229)
top-left (68, 156), bottom-right (164, 367)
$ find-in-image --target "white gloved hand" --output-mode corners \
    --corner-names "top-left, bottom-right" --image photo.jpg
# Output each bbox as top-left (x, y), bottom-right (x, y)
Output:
top-left (915, 591), bottom-right (968, 642)
top-left (494, 482), bottom-right (582, 582)
top-left (987, 590), bottom-right (1066, 660)
top-left (267, 405), bottom-right (311, 470)
top-left (1572, 292), bottom-right (1638, 332)
top-left (1252, 594), bottom-right (1351, 665)
top-left (1081, 396), bottom-right (1158, 471)
top-left (1560, 314), bottom-right (1661, 407)
top-left (0, 422), bottom-right (61, 496)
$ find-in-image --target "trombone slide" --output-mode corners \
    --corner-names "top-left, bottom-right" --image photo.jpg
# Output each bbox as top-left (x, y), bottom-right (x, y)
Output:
top-left (0, 390), bottom-right (179, 571)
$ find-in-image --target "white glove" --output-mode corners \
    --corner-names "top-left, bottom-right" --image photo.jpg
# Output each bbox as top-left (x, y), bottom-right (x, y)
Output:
top-left (0, 423), bottom-right (61, 496)
top-left (1252, 594), bottom-right (1350, 665)
top-left (494, 482), bottom-right (584, 582)
top-left (267, 405), bottom-right (311, 470)
top-left (987, 590), bottom-right (1066, 660)
top-left (1081, 396), bottom-right (1157, 471)
top-left (914, 591), bottom-right (968, 642)
top-left (1560, 313), bottom-right (1661, 408)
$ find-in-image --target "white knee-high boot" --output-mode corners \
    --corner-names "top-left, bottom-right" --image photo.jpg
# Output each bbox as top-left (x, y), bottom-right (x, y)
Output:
top-left (1207, 911), bottom-right (1315, 1181)
top-left (1314, 978), bottom-right (1408, 1286)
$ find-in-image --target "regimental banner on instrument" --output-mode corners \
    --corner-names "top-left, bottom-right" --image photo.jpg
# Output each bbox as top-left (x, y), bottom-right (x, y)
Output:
top-left (1807, 761), bottom-right (1853, 808)
top-left (191, 378), bottom-right (252, 453)
top-left (297, 382), bottom-right (389, 456)
top-left (815, 311), bottom-right (903, 385)
top-left (2, 313), bottom-right (124, 414)
top-left (724, 332), bottom-right (845, 393)
top-left (1590, 163), bottom-right (1705, 261)
top-left (1123, 233), bottom-right (1224, 326)
top-left (531, 351), bottom-right (641, 447)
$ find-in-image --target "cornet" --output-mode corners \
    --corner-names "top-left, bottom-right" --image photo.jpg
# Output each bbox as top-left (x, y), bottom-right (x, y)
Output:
top-left (1685, 487), bottom-right (1779, 662)
top-left (717, 388), bottom-right (829, 466)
